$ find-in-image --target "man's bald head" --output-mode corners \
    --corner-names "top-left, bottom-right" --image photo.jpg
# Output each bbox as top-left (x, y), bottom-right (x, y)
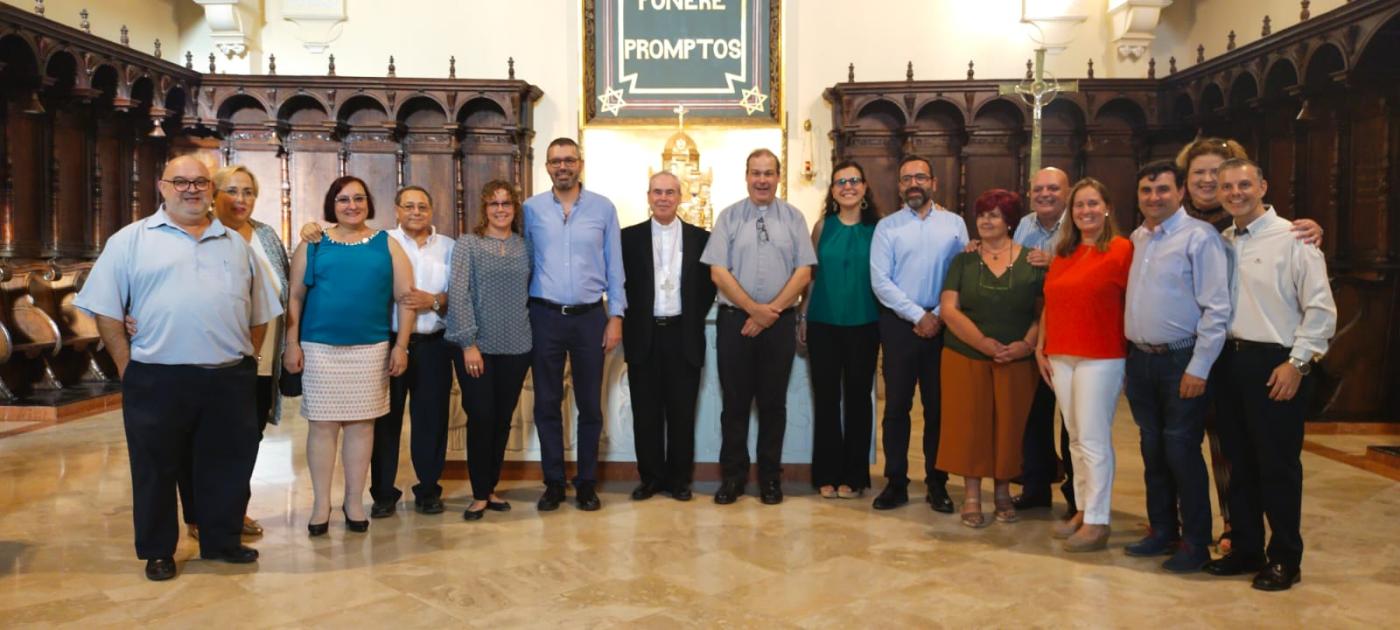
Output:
top-left (1029, 167), bottom-right (1071, 225)
top-left (158, 155), bottom-right (214, 224)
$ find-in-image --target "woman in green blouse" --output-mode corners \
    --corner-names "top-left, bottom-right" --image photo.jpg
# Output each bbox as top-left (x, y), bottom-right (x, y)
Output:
top-left (799, 160), bottom-right (881, 499)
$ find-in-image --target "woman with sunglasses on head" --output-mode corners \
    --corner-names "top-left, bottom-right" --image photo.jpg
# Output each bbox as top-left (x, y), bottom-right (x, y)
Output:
top-left (1174, 137), bottom-right (1323, 553)
top-left (799, 161), bottom-right (881, 500)
top-left (283, 176), bottom-right (416, 537)
top-left (447, 181), bottom-right (535, 521)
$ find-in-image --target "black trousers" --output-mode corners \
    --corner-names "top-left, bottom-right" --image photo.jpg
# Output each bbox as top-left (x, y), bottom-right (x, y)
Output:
top-left (530, 303), bottom-right (608, 485)
top-left (716, 307), bottom-right (797, 484)
top-left (178, 373), bottom-right (275, 525)
top-left (1214, 343), bottom-right (1311, 568)
top-left (877, 310), bottom-right (948, 488)
top-left (456, 350), bottom-right (532, 500)
top-left (123, 358), bottom-right (258, 559)
top-left (370, 332), bottom-right (458, 504)
top-left (627, 321), bottom-right (702, 490)
top-left (807, 321), bottom-right (879, 490)
top-left (1019, 379), bottom-right (1075, 503)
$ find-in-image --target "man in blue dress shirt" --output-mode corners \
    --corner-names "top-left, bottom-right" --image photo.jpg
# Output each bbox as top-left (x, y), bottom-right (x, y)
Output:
top-left (524, 137), bottom-right (627, 512)
top-left (1122, 160), bottom-right (1232, 573)
top-left (869, 154), bottom-right (968, 513)
top-left (75, 156), bottom-right (282, 581)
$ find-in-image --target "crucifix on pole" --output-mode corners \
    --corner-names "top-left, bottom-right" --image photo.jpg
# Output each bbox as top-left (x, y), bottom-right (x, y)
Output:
top-left (998, 48), bottom-right (1078, 181)
top-left (673, 104), bottom-right (688, 130)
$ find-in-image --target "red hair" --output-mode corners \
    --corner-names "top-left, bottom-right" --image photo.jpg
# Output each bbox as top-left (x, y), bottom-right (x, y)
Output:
top-left (973, 189), bottom-right (1023, 226)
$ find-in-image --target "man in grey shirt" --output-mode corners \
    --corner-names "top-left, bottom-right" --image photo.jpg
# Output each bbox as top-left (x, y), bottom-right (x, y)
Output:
top-left (700, 148), bottom-right (817, 506)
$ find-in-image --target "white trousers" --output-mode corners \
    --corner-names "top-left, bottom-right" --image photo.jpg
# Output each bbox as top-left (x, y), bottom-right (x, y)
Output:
top-left (1049, 355), bottom-right (1125, 526)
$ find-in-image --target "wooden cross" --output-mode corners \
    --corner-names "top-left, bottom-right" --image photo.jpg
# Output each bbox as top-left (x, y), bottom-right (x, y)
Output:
top-left (998, 48), bottom-right (1078, 180)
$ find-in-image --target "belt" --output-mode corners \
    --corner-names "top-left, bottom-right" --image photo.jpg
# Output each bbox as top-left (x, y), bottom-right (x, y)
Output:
top-left (408, 330), bottom-right (445, 342)
top-left (1226, 338), bottom-right (1288, 352)
top-left (654, 315), bottom-right (682, 326)
top-left (529, 297), bottom-right (603, 316)
top-left (1131, 338), bottom-right (1196, 354)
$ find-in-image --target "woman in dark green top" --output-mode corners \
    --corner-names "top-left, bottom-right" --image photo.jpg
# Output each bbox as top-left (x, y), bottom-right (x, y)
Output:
top-left (799, 160), bottom-right (881, 498)
top-left (937, 189), bottom-right (1044, 528)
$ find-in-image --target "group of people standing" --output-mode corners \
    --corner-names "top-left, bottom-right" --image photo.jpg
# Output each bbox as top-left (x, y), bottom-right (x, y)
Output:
top-left (78, 136), bottom-right (1335, 594)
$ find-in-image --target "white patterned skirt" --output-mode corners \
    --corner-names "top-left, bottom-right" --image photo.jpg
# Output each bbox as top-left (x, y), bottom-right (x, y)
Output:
top-left (300, 341), bottom-right (390, 422)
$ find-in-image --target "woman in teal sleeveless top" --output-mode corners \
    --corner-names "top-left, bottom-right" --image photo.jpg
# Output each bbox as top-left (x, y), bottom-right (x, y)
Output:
top-left (799, 160), bottom-right (881, 499)
top-left (283, 176), bottom-right (415, 536)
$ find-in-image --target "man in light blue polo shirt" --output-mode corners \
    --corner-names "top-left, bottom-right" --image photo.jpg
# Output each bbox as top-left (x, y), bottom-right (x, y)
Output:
top-left (76, 156), bottom-right (281, 582)
top-left (869, 154), bottom-right (968, 513)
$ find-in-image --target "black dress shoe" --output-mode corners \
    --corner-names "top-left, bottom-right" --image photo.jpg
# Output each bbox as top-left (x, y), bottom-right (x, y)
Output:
top-left (671, 485), bottom-right (693, 501)
top-left (1204, 552), bottom-right (1267, 576)
top-left (872, 484), bottom-right (909, 510)
top-left (145, 557), bottom-right (177, 581)
top-left (487, 500), bottom-right (512, 512)
top-left (200, 545), bottom-right (259, 564)
top-left (1011, 489), bottom-right (1053, 510)
top-left (926, 486), bottom-right (955, 514)
top-left (416, 497), bottom-right (445, 515)
top-left (370, 501), bottom-right (396, 519)
top-left (1252, 563), bottom-right (1301, 591)
top-left (759, 480), bottom-right (784, 505)
top-left (537, 483), bottom-right (566, 511)
top-left (575, 483), bottom-right (601, 511)
top-left (462, 506), bottom-right (486, 521)
top-left (343, 506), bottom-right (369, 533)
top-left (308, 520), bottom-right (329, 537)
top-left (631, 483), bottom-right (660, 501)
top-left (713, 481), bottom-right (744, 505)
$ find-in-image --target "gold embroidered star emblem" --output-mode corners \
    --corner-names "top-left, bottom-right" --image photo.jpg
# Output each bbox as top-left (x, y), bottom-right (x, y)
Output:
top-left (738, 85), bottom-right (768, 115)
top-left (598, 86), bottom-right (626, 116)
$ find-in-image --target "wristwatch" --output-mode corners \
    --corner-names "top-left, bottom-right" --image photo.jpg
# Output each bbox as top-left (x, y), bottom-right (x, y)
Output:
top-left (1287, 356), bottom-right (1312, 375)
top-left (431, 297), bottom-right (441, 312)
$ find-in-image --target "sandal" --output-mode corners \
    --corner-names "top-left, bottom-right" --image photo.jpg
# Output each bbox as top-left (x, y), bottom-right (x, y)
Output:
top-left (960, 498), bottom-right (989, 529)
top-left (993, 496), bottom-right (1019, 523)
top-left (819, 485), bottom-right (837, 499)
top-left (837, 485), bottom-right (863, 499)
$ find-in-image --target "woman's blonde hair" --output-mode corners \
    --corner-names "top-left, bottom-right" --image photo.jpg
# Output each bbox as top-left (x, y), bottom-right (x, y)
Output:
top-left (1055, 177), bottom-right (1121, 258)
top-left (212, 164), bottom-right (260, 198)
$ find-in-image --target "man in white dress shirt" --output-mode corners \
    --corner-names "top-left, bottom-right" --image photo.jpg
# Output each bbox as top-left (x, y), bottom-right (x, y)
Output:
top-left (369, 186), bottom-right (457, 517)
top-left (1203, 158), bottom-right (1336, 592)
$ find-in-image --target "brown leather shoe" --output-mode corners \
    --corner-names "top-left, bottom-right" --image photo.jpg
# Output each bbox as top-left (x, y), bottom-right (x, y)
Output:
top-left (1051, 512), bottom-right (1084, 540)
top-left (1064, 524), bottom-right (1110, 552)
top-left (241, 515), bottom-right (264, 537)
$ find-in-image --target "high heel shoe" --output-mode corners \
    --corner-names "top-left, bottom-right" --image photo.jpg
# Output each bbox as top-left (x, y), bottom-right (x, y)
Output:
top-left (308, 513), bottom-right (329, 537)
top-left (343, 506), bottom-right (369, 533)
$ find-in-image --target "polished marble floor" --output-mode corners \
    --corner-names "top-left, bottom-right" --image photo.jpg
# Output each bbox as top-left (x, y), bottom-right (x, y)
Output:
top-left (2, 397), bottom-right (1398, 628)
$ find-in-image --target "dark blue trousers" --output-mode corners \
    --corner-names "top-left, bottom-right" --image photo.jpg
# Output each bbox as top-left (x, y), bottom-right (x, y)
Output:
top-left (1124, 346), bottom-right (1213, 549)
top-left (529, 303), bottom-right (607, 485)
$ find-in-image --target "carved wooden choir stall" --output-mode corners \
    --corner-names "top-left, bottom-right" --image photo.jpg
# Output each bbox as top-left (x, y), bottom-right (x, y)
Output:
top-left (0, 3), bottom-right (540, 417)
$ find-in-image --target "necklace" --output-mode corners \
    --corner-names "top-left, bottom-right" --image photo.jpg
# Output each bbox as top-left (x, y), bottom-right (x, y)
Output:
top-left (980, 241), bottom-right (1012, 261)
top-left (327, 228), bottom-right (377, 246)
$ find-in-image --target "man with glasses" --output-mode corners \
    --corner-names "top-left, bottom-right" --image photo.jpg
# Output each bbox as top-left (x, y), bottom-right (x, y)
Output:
top-left (525, 137), bottom-right (626, 512)
top-left (369, 187), bottom-right (457, 517)
top-left (869, 154), bottom-right (968, 513)
top-left (76, 156), bottom-right (282, 581)
top-left (701, 148), bottom-right (816, 506)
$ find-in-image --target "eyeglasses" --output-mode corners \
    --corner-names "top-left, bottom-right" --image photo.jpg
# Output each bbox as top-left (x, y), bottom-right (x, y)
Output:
top-left (833, 176), bottom-right (864, 188)
top-left (546, 157), bottom-right (580, 167)
top-left (162, 178), bottom-right (212, 192)
top-left (221, 187), bottom-right (256, 199)
top-left (756, 215), bottom-right (770, 243)
top-left (899, 173), bottom-right (932, 184)
top-left (335, 195), bottom-right (368, 205)
top-left (398, 202), bottom-right (431, 213)
top-left (485, 200), bottom-right (514, 209)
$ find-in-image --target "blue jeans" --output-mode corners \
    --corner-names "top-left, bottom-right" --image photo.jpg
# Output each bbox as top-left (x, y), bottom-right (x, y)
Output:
top-left (1124, 347), bottom-right (1213, 549)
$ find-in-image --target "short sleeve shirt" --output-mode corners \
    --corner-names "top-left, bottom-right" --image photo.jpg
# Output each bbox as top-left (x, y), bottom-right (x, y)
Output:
top-left (700, 197), bottom-right (817, 305)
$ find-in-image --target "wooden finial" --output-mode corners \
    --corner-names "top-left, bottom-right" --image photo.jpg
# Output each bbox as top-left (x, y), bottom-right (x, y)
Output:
top-left (34, 0), bottom-right (44, 16)
top-left (268, 54), bottom-right (276, 75)
top-left (967, 60), bottom-right (974, 80)
top-left (1087, 59), bottom-right (1095, 79)
top-left (120, 25), bottom-right (129, 46)
top-left (154, 38), bottom-right (162, 58)
top-left (328, 54), bottom-right (336, 76)
top-left (184, 51), bottom-right (192, 69)
top-left (387, 55), bottom-right (396, 77)
top-left (80, 9), bottom-right (90, 33)
top-left (1026, 58), bottom-right (1033, 80)
top-left (1170, 56), bottom-right (1177, 74)
top-left (508, 57), bottom-right (515, 79)
top-left (906, 61), bottom-right (913, 81)
top-left (209, 52), bottom-right (216, 73)
top-left (449, 55), bottom-right (456, 78)
top-left (847, 62), bottom-right (854, 82)
top-left (1300, 0), bottom-right (1310, 21)
top-left (1197, 44), bottom-right (1205, 63)
top-left (1227, 30), bottom-right (1237, 51)
top-left (1262, 15), bottom-right (1272, 36)
top-left (1148, 57), bottom-right (1156, 79)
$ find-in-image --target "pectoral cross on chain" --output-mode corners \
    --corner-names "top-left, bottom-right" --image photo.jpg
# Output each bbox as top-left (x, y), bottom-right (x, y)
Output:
top-left (998, 48), bottom-right (1078, 180)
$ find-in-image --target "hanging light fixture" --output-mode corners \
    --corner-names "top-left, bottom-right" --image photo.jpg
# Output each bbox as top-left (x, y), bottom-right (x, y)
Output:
top-left (23, 91), bottom-right (46, 115)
